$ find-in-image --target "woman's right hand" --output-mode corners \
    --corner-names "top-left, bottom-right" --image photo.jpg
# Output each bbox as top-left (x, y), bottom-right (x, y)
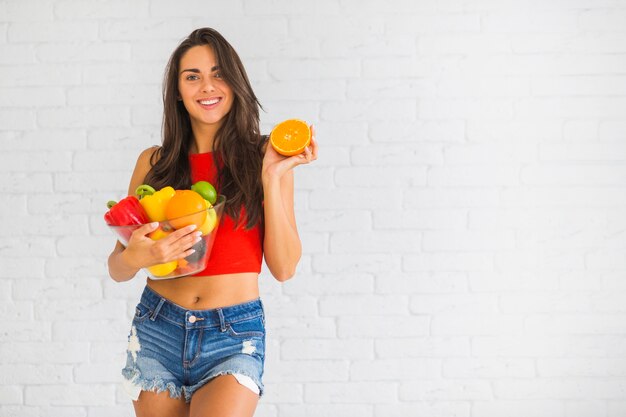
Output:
top-left (120, 222), bottom-right (202, 270)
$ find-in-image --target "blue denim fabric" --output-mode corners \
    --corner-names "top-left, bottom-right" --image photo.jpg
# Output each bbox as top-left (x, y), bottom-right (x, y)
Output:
top-left (122, 285), bottom-right (266, 402)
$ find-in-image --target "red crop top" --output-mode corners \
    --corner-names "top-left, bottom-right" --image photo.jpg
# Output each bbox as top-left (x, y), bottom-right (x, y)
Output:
top-left (189, 152), bottom-right (263, 276)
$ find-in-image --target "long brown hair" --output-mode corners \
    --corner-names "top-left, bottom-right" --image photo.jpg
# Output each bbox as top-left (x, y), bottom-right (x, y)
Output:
top-left (144, 28), bottom-right (265, 229)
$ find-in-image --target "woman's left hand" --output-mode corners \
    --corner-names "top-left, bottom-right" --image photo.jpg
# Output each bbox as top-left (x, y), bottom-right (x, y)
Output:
top-left (262, 125), bottom-right (318, 184)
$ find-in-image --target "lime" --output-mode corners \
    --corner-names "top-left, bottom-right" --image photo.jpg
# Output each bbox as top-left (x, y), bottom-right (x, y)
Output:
top-left (191, 181), bottom-right (217, 205)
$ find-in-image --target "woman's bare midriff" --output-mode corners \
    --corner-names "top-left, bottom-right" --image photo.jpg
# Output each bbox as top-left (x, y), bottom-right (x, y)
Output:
top-left (146, 272), bottom-right (260, 310)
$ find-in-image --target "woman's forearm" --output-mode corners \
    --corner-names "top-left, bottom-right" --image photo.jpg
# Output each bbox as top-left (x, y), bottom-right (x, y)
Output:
top-left (108, 244), bottom-right (140, 282)
top-left (262, 177), bottom-right (301, 281)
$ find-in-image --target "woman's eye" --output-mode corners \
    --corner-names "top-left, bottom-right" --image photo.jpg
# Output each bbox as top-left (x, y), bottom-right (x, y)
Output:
top-left (214, 72), bottom-right (222, 79)
top-left (186, 75), bottom-right (199, 81)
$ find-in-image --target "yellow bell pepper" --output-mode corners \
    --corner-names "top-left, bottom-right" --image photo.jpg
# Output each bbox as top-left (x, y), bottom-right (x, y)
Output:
top-left (135, 185), bottom-right (176, 222)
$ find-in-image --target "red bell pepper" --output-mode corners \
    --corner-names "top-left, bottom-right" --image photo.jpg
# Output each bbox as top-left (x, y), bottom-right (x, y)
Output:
top-left (104, 196), bottom-right (151, 226)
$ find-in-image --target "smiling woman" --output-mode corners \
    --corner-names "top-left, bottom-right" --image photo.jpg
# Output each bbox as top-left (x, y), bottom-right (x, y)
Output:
top-left (178, 47), bottom-right (233, 133)
top-left (106, 27), bottom-right (318, 417)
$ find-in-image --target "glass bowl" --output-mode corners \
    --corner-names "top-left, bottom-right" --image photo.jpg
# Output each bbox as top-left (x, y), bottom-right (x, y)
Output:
top-left (108, 195), bottom-right (226, 280)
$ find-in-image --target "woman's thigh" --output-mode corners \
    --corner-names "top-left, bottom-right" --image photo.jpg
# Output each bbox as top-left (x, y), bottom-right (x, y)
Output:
top-left (133, 390), bottom-right (189, 417)
top-left (189, 374), bottom-right (259, 417)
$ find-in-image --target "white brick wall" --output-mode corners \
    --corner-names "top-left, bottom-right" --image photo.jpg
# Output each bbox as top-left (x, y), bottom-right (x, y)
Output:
top-left (1, 0), bottom-right (626, 416)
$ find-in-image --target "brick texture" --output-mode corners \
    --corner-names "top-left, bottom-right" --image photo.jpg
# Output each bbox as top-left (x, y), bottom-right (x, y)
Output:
top-left (1, 1), bottom-right (626, 416)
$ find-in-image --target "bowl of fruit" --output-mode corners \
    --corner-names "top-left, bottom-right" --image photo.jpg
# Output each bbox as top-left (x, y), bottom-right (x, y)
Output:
top-left (105, 181), bottom-right (226, 280)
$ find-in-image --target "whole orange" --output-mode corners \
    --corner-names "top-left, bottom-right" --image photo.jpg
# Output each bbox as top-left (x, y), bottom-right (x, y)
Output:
top-left (165, 190), bottom-right (207, 230)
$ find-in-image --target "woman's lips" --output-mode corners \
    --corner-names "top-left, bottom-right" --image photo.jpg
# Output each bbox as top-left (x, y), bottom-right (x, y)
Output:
top-left (197, 97), bottom-right (222, 110)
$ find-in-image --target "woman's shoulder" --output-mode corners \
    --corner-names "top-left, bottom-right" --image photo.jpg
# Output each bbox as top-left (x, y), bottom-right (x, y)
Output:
top-left (138, 145), bottom-right (161, 166)
top-left (139, 145), bottom-right (161, 162)
top-left (127, 146), bottom-right (161, 194)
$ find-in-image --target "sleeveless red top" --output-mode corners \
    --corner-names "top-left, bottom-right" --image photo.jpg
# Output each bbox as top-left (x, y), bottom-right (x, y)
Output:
top-left (189, 152), bottom-right (263, 276)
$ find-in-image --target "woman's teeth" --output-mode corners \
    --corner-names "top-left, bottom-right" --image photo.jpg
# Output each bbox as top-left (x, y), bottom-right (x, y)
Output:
top-left (199, 98), bottom-right (220, 105)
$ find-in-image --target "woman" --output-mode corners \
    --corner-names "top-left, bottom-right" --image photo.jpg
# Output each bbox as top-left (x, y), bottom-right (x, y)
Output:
top-left (107, 28), bottom-right (317, 417)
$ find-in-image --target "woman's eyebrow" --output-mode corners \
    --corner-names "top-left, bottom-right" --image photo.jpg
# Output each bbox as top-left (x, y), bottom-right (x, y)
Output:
top-left (180, 66), bottom-right (220, 74)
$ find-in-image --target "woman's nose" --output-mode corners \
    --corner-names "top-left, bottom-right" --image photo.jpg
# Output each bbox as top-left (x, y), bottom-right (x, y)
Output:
top-left (201, 77), bottom-right (215, 93)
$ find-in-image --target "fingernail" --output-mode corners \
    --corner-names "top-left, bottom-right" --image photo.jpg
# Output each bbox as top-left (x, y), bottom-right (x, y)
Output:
top-left (188, 249), bottom-right (196, 254)
top-left (189, 224), bottom-right (197, 230)
top-left (195, 231), bottom-right (202, 237)
top-left (151, 222), bottom-right (159, 228)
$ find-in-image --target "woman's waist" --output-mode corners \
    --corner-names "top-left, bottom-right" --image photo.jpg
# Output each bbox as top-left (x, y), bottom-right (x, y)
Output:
top-left (137, 285), bottom-right (264, 328)
top-left (146, 272), bottom-right (259, 310)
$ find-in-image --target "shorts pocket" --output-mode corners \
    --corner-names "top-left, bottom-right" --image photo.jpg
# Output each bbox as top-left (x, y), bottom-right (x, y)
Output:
top-left (133, 303), bottom-right (152, 324)
top-left (226, 315), bottom-right (265, 338)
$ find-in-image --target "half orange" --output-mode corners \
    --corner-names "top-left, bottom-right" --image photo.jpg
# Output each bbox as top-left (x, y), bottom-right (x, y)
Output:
top-left (269, 119), bottom-right (311, 156)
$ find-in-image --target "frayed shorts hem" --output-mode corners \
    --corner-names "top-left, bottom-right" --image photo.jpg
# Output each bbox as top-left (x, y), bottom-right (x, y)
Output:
top-left (185, 370), bottom-right (263, 401)
top-left (122, 368), bottom-right (183, 402)
top-left (122, 368), bottom-right (264, 403)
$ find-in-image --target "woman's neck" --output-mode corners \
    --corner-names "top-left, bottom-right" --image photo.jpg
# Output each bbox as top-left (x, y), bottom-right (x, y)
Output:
top-left (190, 121), bottom-right (220, 154)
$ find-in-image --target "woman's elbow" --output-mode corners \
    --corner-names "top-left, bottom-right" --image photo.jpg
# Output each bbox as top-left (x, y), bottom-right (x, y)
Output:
top-left (272, 267), bottom-right (296, 282)
top-left (266, 250), bottom-right (301, 282)
top-left (269, 258), bottom-right (300, 282)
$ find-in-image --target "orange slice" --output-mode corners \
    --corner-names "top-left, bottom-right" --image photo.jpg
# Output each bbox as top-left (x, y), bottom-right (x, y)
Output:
top-left (269, 119), bottom-right (311, 156)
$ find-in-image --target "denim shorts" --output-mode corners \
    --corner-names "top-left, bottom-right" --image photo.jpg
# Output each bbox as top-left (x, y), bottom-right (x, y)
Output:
top-left (121, 286), bottom-right (266, 402)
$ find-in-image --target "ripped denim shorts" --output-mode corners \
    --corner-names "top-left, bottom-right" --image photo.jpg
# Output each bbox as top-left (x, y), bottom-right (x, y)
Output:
top-left (121, 285), bottom-right (265, 402)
